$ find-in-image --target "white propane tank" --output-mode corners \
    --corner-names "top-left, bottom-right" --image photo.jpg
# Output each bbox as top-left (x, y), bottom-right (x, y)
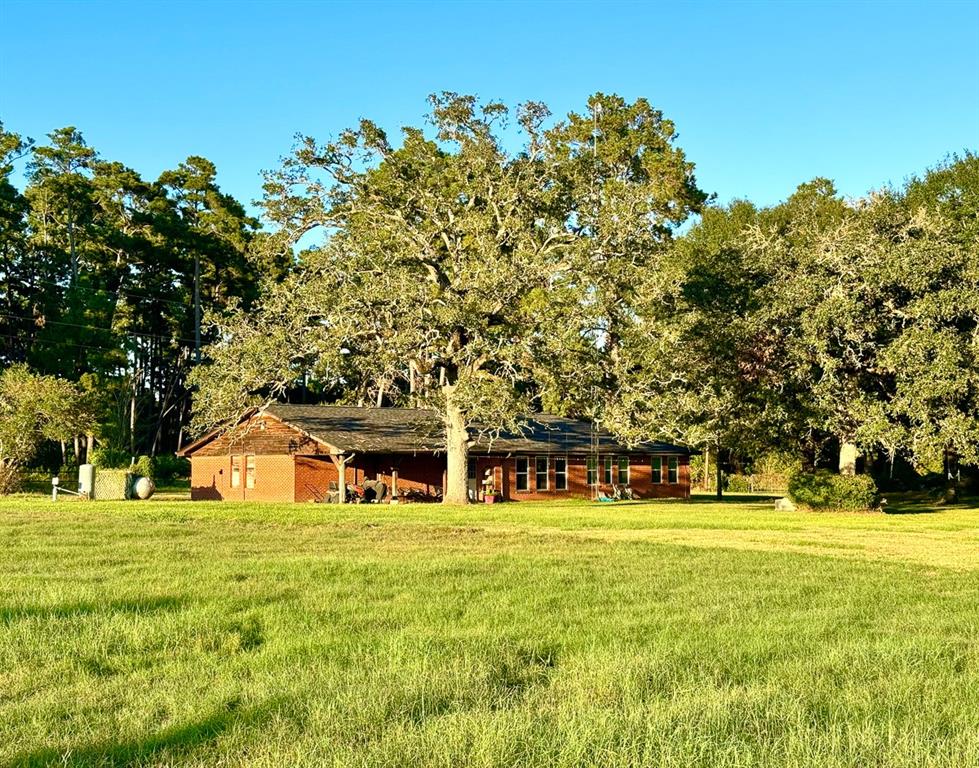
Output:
top-left (132, 476), bottom-right (156, 500)
top-left (78, 464), bottom-right (95, 498)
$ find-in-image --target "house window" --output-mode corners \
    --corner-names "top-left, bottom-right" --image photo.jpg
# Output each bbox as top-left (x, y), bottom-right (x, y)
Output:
top-left (535, 456), bottom-right (549, 490)
top-left (554, 457), bottom-right (568, 490)
top-left (231, 455), bottom-right (241, 488)
top-left (515, 457), bottom-right (529, 492)
top-left (468, 458), bottom-right (476, 480)
top-left (617, 456), bottom-right (629, 485)
top-left (586, 456), bottom-right (598, 486)
top-left (246, 455), bottom-right (256, 489)
top-left (651, 456), bottom-right (663, 483)
top-left (668, 457), bottom-right (679, 484)
top-left (603, 456), bottom-right (613, 485)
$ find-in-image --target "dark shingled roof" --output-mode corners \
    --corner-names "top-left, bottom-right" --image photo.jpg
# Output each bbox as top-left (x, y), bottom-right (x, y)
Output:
top-left (263, 404), bottom-right (690, 456)
top-left (265, 404), bottom-right (443, 454)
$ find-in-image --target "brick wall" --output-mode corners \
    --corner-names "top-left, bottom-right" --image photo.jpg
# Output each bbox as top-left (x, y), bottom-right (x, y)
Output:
top-left (492, 453), bottom-right (689, 502)
top-left (294, 456), bottom-right (346, 502)
top-left (191, 453), bottom-right (296, 501)
top-left (190, 413), bottom-right (329, 502)
top-left (190, 455), bottom-right (227, 500)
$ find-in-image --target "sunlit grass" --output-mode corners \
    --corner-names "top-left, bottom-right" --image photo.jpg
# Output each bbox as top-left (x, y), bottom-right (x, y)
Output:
top-left (1, 495), bottom-right (977, 766)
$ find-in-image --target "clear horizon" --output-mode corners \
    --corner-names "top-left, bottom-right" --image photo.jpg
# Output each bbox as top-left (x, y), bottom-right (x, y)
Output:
top-left (2, 0), bottom-right (977, 217)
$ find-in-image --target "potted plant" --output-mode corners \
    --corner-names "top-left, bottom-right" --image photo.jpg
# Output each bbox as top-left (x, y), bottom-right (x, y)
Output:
top-left (484, 489), bottom-right (499, 504)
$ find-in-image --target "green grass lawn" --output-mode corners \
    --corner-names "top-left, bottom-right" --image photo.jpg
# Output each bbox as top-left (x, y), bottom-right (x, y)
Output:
top-left (1, 495), bottom-right (978, 767)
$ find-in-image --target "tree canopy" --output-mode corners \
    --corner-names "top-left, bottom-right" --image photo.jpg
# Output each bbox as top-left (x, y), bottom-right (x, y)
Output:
top-left (189, 93), bottom-right (707, 502)
top-left (1, 105), bottom-right (976, 500)
top-left (0, 123), bottom-right (274, 472)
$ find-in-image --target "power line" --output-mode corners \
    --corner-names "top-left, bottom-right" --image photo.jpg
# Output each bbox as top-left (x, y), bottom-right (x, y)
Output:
top-left (11, 276), bottom-right (194, 309)
top-left (0, 312), bottom-right (198, 345)
top-left (0, 333), bottom-right (197, 367)
top-left (0, 332), bottom-right (138, 356)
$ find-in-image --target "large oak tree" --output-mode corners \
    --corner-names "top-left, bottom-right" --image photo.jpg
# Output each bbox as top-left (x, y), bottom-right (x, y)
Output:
top-left (190, 93), bottom-right (706, 503)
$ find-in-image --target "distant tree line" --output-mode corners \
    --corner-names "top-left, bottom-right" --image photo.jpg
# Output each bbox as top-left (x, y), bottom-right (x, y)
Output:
top-left (1, 97), bottom-right (976, 502)
top-left (0, 120), bottom-right (288, 487)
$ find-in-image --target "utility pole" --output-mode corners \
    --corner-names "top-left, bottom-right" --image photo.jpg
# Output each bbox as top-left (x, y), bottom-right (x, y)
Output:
top-left (194, 252), bottom-right (201, 364)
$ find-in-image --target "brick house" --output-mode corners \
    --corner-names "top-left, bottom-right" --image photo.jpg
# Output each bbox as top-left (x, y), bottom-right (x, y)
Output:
top-left (177, 404), bottom-right (693, 503)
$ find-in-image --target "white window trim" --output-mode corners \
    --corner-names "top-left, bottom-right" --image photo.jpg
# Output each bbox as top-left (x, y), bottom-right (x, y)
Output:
top-left (245, 454), bottom-right (256, 489)
top-left (651, 456), bottom-right (663, 484)
top-left (515, 457), bottom-right (530, 492)
top-left (554, 455), bottom-right (568, 491)
top-left (231, 455), bottom-right (241, 488)
top-left (617, 456), bottom-right (630, 485)
top-left (535, 456), bottom-right (549, 491)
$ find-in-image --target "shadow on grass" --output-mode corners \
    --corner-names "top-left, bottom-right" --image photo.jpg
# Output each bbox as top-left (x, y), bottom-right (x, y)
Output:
top-left (689, 493), bottom-right (780, 505)
top-left (9, 697), bottom-right (286, 767)
top-left (883, 493), bottom-right (978, 515)
top-left (487, 642), bottom-right (559, 708)
top-left (0, 595), bottom-right (188, 623)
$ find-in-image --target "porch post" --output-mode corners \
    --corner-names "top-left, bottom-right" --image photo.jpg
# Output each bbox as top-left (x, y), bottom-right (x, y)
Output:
top-left (329, 453), bottom-right (355, 504)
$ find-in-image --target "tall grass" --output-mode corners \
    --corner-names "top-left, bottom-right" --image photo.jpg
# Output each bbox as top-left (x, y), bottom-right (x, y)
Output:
top-left (1, 496), bottom-right (977, 767)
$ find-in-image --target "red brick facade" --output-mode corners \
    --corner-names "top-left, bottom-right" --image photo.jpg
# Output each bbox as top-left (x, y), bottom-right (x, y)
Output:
top-left (475, 453), bottom-right (690, 501)
top-left (184, 413), bottom-right (690, 502)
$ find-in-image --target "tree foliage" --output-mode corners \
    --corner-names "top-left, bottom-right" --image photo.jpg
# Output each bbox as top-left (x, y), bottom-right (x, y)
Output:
top-left (1, 107), bottom-right (975, 500)
top-left (0, 123), bottom-right (271, 464)
top-left (190, 93), bottom-right (707, 502)
top-left (0, 364), bottom-right (93, 492)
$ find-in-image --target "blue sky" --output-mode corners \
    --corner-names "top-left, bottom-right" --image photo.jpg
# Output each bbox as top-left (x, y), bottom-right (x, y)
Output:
top-left (1, 0), bottom-right (977, 216)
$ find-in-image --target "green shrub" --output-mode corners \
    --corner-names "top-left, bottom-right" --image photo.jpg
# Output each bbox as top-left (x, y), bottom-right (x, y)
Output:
top-left (133, 455), bottom-right (154, 479)
top-left (90, 447), bottom-right (130, 469)
top-left (788, 470), bottom-right (879, 511)
top-left (689, 455), bottom-right (706, 486)
top-left (0, 463), bottom-right (22, 494)
top-left (752, 451), bottom-right (801, 479)
top-left (726, 474), bottom-right (753, 492)
top-left (152, 454), bottom-right (190, 482)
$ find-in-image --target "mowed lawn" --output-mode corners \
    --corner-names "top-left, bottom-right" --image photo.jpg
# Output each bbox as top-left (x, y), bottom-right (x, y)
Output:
top-left (1, 495), bottom-right (978, 767)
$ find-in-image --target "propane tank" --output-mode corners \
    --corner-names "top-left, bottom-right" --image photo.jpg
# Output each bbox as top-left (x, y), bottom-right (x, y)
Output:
top-left (78, 464), bottom-right (95, 499)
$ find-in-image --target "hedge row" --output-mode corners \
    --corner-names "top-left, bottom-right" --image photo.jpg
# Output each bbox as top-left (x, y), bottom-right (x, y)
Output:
top-left (88, 451), bottom-right (189, 481)
top-left (787, 470), bottom-right (879, 511)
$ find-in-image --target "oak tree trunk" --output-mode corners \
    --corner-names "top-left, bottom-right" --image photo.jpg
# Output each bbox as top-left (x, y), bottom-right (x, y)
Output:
top-left (443, 390), bottom-right (469, 504)
top-left (942, 448), bottom-right (959, 504)
top-left (839, 441), bottom-right (859, 476)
